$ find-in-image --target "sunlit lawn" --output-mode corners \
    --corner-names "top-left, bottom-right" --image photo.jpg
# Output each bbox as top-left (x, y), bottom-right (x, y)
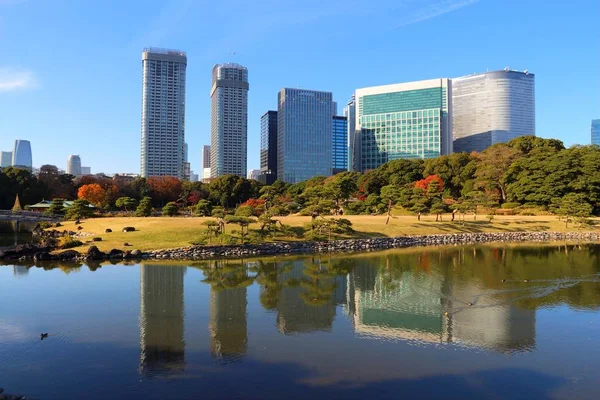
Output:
top-left (52, 213), bottom-right (600, 252)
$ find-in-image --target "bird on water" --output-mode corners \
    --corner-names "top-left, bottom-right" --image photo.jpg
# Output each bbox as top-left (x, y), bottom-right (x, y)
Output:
top-left (40, 333), bottom-right (48, 340)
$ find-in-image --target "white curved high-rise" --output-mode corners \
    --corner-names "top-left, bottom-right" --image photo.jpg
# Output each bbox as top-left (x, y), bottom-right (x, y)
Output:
top-left (67, 155), bottom-right (82, 175)
top-left (12, 140), bottom-right (32, 169)
top-left (452, 70), bottom-right (535, 153)
top-left (210, 63), bottom-right (248, 178)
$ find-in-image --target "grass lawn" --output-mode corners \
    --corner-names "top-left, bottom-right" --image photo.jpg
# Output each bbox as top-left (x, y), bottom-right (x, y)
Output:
top-left (54, 213), bottom-right (600, 252)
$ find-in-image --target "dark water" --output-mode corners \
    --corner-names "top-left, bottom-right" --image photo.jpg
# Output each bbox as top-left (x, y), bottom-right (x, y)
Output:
top-left (0, 220), bottom-right (35, 248)
top-left (1, 244), bottom-right (599, 400)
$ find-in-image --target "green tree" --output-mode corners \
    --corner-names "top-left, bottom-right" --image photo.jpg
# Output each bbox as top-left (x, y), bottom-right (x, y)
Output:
top-left (235, 205), bottom-right (254, 217)
top-left (115, 196), bottom-right (138, 212)
top-left (135, 196), bottom-right (153, 217)
top-left (475, 144), bottom-right (522, 202)
top-left (430, 199), bottom-right (447, 222)
top-left (324, 171), bottom-right (360, 208)
top-left (65, 199), bottom-right (94, 220)
top-left (162, 201), bottom-right (179, 217)
top-left (551, 193), bottom-right (593, 228)
top-left (194, 199), bottom-right (212, 216)
top-left (46, 198), bottom-right (66, 216)
top-left (380, 185), bottom-right (401, 225)
top-left (224, 215), bottom-right (254, 242)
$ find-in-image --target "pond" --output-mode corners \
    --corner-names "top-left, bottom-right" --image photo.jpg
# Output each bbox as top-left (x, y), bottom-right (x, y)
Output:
top-left (0, 220), bottom-right (35, 249)
top-left (1, 244), bottom-right (599, 400)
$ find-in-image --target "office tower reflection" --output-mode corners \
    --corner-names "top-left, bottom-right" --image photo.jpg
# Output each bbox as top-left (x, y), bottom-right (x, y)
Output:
top-left (208, 261), bottom-right (249, 363)
top-left (12, 265), bottom-right (29, 277)
top-left (346, 255), bottom-right (536, 352)
top-left (139, 265), bottom-right (185, 376)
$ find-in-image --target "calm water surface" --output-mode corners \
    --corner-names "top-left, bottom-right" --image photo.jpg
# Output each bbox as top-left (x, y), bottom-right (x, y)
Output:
top-left (1, 244), bottom-right (599, 400)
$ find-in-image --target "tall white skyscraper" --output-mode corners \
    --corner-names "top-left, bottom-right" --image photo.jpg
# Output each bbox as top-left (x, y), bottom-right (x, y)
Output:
top-left (452, 69), bottom-right (535, 153)
top-left (140, 48), bottom-right (187, 178)
top-left (210, 63), bottom-right (249, 178)
top-left (12, 140), bottom-right (32, 169)
top-left (67, 155), bottom-right (82, 176)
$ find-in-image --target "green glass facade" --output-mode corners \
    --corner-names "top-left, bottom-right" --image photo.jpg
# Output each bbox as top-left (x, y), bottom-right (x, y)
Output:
top-left (357, 80), bottom-right (451, 172)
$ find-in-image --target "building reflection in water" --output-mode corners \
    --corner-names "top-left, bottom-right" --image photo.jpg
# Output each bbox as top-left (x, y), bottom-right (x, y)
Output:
top-left (345, 256), bottom-right (536, 352)
top-left (208, 261), bottom-right (249, 363)
top-left (139, 265), bottom-right (186, 376)
top-left (13, 265), bottom-right (29, 277)
top-left (276, 259), bottom-right (346, 334)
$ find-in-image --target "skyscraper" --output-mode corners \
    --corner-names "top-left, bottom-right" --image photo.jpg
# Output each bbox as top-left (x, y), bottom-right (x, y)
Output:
top-left (452, 69), bottom-right (535, 153)
top-left (344, 95), bottom-right (357, 172)
top-left (202, 144), bottom-right (211, 181)
top-left (12, 140), bottom-right (32, 169)
top-left (0, 151), bottom-right (12, 168)
top-left (67, 155), bottom-right (82, 176)
top-left (592, 119), bottom-right (600, 146)
top-left (140, 48), bottom-right (187, 179)
top-left (139, 264), bottom-right (185, 376)
top-left (332, 116), bottom-right (348, 174)
top-left (210, 63), bottom-right (249, 178)
top-left (355, 79), bottom-right (452, 172)
top-left (277, 88), bottom-right (334, 183)
top-left (259, 110), bottom-right (278, 185)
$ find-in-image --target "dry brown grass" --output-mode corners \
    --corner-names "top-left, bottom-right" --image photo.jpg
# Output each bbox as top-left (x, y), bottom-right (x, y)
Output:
top-left (52, 213), bottom-right (600, 253)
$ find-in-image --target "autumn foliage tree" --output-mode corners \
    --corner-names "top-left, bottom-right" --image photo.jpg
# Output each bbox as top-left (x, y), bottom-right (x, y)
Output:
top-left (77, 183), bottom-right (106, 207)
top-left (148, 176), bottom-right (182, 206)
top-left (414, 175), bottom-right (444, 193)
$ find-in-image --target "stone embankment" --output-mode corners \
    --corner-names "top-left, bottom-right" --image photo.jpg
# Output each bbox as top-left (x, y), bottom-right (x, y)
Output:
top-left (144, 231), bottom-right (600, 260)
top-left (1, 232), bottom-right (599, 262)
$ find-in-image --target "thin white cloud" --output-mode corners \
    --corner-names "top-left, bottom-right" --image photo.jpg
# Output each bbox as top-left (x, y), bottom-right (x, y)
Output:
top-left (397, 0), bottom-right (481, 27)
top-left (0, 67), bottom-right (37, 92)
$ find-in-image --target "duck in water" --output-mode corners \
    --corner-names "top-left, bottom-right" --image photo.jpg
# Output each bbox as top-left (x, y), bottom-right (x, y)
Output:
top-left (40, 333), bottom-right (48, 340)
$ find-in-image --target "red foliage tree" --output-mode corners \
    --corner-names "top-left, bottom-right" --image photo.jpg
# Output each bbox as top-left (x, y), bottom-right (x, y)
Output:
top-left (78, 183), bottom-right (106, 207)
top-left (240, 198), bottom-right (266, 216)
top-left (414, 175), bottom-right (444, 192)
top-left (147, 176), bottom-right (182, 205)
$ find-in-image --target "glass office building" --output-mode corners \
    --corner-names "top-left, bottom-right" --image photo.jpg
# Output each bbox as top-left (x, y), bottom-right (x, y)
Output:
top-left (210, 63), bottom-right (249, 178)
top-left (12, 139), bottom-right (32, 170)
top-left (259, 111), bottom-right (278, 185)
top-left (67, 155), bottom-right (82, 176)
top-left (452, 70), bottom-right (535, 153)
top-left (277, 88), bottom-right (333, 183)
top-left (0, 151), bottom-right (12, 168)
top-left (592, 119), bottom-right (600, 146)
top-left (140, 48), bottom-right (187, 178)
top-left (332, 116), bottom-right (348, 174)
top-left (355, 79), bottom-right (452, 172)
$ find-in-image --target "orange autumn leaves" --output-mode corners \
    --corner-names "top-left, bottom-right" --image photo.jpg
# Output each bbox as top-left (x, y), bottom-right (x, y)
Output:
top-left (77, 183), bottom-right (106, 207)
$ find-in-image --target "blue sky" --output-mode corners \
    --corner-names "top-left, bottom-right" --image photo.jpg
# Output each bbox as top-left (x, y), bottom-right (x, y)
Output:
top-left (1, 0), bottom-right (599, 175)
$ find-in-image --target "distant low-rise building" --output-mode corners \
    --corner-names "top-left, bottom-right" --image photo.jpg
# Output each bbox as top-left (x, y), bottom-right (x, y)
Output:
top-left (81, 166), bottom-right (91, 175)
top-left (247, 169), bottom-right (260, 181)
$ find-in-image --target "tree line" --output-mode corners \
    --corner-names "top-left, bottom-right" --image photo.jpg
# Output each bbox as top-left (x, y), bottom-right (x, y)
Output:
top-left (1, 136), bottom-right (599, 223)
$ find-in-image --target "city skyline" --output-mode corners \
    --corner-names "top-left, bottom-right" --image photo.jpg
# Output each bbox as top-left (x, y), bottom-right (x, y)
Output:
top-left (1, 0), bottom-right (598, 173)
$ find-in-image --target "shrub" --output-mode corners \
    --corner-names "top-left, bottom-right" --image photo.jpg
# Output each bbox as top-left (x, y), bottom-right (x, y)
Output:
top-left (501, 202), bottom-right (521, 209)
top-left (235, 205), bottom-right (254, 217)
top-left (211, 206), bottom-right (225, 218)
top-left (58, 235), bottom-right (83, 249)
top-left (486, 215), bottom-right (494, 223)
top-left (162, 202), bottom-right (179, 217)
top-left (194, 200), bottom-right (212, 216)
top-left (65, 199), bottom-right (94, 220)
top-left (135, 197), bottom-right (153, 217)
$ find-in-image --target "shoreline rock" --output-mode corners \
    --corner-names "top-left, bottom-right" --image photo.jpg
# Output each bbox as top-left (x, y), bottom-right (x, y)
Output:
top-left (2, 231), bottom-right (599, 262)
